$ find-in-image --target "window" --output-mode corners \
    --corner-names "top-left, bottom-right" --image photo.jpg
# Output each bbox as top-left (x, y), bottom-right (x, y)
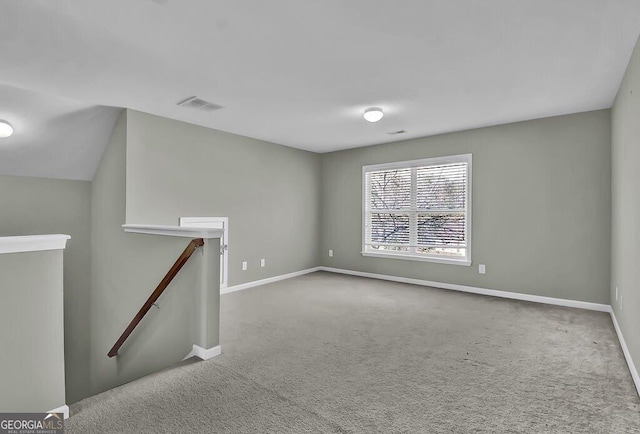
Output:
top-left (362, 154), bottom-right (472, 265)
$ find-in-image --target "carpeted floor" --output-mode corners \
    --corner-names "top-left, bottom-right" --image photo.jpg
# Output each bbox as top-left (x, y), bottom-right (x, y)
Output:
top-left (67, 271), bottom-right (640, 433)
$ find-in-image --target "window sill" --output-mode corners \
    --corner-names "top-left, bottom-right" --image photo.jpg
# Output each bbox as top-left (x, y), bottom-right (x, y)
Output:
top-left (361, 251), bottom-right (471, 266)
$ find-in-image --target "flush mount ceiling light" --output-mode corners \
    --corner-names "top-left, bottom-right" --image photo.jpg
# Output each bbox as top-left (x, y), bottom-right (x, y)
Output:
top-left (0, 120), bottom-right (13, 138)
top-left (363, 107), bottom-right (384, 123)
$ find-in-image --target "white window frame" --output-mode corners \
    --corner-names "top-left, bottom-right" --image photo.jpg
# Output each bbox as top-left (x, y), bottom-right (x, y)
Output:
top-left (361, 153), bottom-right (472, 266)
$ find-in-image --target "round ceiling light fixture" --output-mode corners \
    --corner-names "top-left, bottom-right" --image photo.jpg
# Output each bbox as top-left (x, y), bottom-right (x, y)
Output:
top-left (363, 107), bottom-right (384, 123)
top-left (0, 120), bottom-right (14, 138)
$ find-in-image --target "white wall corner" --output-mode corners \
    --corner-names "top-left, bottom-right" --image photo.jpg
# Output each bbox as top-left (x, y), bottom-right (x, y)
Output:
top-left (610, 311), bottom-right (640, 398)
top-left (48, 404), bottom-right (69, 420)
top-left (183, 344), bottom-right (221, 361)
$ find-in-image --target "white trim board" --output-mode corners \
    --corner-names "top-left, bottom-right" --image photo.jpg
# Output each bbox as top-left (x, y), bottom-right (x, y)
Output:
top-left (122, 224), bottom-right (223, 239)
top-left (610, 311), bottom-right (640, 398)
top-left (0, 234), bottom-right (70, 255)
top-left (179, 217), bottom-right (229, 289)
top-left (319, 267), bottom-right (611, 312)
top-left (48, 404), bottom-right (69, 420)
top-left (183, 344), bottom-right (221, 361)
top-left (221, 265), bottom-right (609, 311)
top-left (222, 267), bottom-right (321, 295)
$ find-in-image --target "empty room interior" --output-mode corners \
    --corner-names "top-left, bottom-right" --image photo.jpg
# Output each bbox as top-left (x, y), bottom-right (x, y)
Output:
top-left (1, 1), bottom-right (640, 432)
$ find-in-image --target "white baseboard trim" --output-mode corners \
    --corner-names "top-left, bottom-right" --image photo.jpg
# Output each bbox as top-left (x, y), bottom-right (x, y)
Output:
top-left (319, 267), bottom-right (611, 312)
top-left (183, 344), bottom-right (221, 361)
top-left (610, 311), bottom-right (640, 398)
top-left (222, 267), bottom-right (321, 295)
top-left (48, 404), bottom-right (69, 420)
top-left (216, 264), bottom-right (638, 398)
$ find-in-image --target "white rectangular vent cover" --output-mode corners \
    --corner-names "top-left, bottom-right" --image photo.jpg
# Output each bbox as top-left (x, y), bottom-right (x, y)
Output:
top-left (177, 96), bottom-right (224, 111)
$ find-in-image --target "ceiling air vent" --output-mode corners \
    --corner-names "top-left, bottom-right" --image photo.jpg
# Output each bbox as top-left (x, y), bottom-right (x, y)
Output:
top-left (387, 130), bottom-right (406, 135)
top-left (177, 96), bottom-right (224, 112)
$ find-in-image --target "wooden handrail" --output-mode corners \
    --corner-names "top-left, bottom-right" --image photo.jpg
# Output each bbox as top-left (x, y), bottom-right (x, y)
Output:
top-left (107, 238), bottom-right (205, 357)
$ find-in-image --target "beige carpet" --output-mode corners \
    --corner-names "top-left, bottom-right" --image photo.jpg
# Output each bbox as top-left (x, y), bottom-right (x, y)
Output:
top-left (68, 271), bottom-right (640, 433)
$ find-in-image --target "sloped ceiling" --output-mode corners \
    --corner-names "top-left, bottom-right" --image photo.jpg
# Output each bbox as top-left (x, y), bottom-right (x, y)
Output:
top-left (0, 84), bottom-right (120, 180)
top-left (0, 0), bottom-right (640, 180)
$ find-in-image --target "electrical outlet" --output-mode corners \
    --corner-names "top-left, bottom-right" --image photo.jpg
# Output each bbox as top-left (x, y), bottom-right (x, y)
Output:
top-left (620, 294), bottom-right (623, 311)
top-left (616, 287), bottom-right (618, 300)
top-left (479, 264), bottom-right (486, 275)
top-left (260, 258), bottom-right (265, 267)
top-left (329, 249), bottom-right (333, 257)
top-left (242, 261), bottom-right (247, 271)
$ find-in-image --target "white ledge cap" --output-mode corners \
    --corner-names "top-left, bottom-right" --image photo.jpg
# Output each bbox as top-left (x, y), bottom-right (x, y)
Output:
top-left (0, 234), bottom-right (71, 255)
top-left (122, 224), bottom-right (223, 239)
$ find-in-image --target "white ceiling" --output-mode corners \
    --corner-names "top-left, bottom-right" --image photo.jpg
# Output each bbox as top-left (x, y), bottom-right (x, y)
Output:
top-left (0, 84), bottom-right (120, 180)
top-left (0, 0), bottom-right (639, 177)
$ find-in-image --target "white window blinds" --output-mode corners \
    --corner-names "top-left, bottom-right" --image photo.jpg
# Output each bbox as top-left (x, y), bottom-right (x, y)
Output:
top-left (363, 154), bottom-right (471, 265)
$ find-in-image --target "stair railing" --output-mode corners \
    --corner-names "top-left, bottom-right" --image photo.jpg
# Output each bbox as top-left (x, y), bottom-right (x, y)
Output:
top-left (107, 238), bottom-right (205, 357)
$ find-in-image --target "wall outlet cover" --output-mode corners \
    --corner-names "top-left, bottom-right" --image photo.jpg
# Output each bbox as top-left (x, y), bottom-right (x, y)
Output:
top-left (479, 264), bottom-right (486, 274)
top-left (260, 258), bottom-right (265, 267)
top-left (242, 261), bottom-right (247, 271)
top-left (329, 250), bottom-right (334, 257)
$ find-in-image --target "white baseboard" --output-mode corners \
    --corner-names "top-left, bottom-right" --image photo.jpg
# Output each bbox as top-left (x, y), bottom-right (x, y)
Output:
top-left (319, 266), bottom-right (611, 312)
top-left (222, 264), bottom-right (610, 311)
top-left (610, 311), bottom-right (640, 398)
top-left (222, 267), bottom-right (321, 295)
top-left (217, 264), bottom-right (638, 398)
top-left (320, 267), bottom-right (639, 397)
top-left (183, 344), bottom-right (221, 361)
top-left (48, 404), bottom-right (69, 420)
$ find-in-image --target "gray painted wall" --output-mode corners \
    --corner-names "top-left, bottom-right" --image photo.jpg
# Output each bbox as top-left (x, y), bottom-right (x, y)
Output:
top-left (0, 250), bottom-right (65, 412)
top-left (320, 110), bottom-right (611, 304)
top-left (0, 100), bottom-right (621, 406)
top-left (0, 175), bottom-right (91, 405)
top-left (125, 110), bottom-right (321, 287)
top-left (90, 111), bottom-right (220, 396)
top-left (611, 35), bottom-right (640, 377)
